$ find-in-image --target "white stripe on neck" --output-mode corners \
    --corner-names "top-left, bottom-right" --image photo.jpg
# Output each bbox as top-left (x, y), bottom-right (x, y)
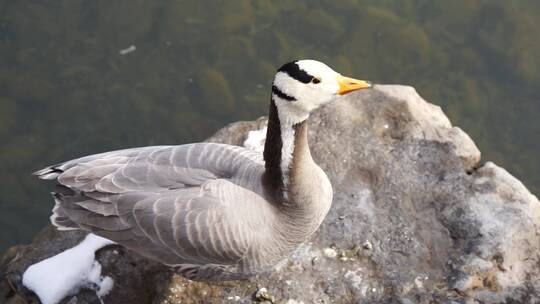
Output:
top-left (273, 97), bottom-right (309, 192)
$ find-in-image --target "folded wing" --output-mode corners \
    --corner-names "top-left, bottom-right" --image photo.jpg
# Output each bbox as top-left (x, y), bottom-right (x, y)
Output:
top-left (36, 143), bottom-right (268, 271)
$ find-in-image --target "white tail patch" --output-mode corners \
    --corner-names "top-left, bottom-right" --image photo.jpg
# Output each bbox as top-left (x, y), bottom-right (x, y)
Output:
top-left (50, 196), bottom-right (77, 231)
top-left (34, 166), bottom-right (63, 180)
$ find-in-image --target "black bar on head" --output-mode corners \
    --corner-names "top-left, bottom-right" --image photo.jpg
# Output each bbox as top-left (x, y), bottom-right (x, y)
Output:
top-left (277, 61), bottom-right (312, 84)
top-left (272, 85), bottom-right (296, 101)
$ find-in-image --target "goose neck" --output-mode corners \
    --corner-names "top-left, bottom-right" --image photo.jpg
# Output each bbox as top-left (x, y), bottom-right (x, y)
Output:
top-left (263, 99), bottom-right (313, 202)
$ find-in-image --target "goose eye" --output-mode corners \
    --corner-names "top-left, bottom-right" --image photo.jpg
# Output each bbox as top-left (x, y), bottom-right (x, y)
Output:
top-left (311, 77), bottom-right (321, 84)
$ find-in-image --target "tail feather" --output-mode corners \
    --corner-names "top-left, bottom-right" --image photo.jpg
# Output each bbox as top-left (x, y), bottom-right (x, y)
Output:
top-left (51, 194), bottom-right (79, 230)
top-left (50, 185), bottom-right (129, 232)
top-left (34, 164), bottom-right (65, 180)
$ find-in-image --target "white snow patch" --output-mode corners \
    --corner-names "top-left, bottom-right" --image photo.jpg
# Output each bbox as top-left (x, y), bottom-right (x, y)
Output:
top-left (97, 276), bottom-right (114, 297)
top-left (243, 126), bottom-right (267, 152)
top-left (22, 234), bottom-right (115, 304)
top-left (323, 247), bottom-right (338, 258)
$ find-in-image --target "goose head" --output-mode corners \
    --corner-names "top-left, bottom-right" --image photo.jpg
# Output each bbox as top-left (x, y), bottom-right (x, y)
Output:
top-left (272, 59), bottom-right (371, 123)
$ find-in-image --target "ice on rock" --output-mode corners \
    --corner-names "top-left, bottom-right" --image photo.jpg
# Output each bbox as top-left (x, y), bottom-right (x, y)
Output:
top-left (22, 234), bottom-right (114, 304)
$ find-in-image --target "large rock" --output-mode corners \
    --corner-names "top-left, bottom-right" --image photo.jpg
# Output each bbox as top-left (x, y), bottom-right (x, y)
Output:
top-left (2, 85), bottom-right (539, 304)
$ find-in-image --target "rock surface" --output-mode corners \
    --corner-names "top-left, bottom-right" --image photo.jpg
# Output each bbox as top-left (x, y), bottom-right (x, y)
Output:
top-left (2, 85), bottom-right (539, 304)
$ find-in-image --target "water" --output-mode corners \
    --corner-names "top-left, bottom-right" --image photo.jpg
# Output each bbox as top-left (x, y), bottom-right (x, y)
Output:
top-left (0, 1), bottom-right (538, 253)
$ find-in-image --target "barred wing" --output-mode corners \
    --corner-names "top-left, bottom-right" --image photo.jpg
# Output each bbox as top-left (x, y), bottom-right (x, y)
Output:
top-left (36, 143), bottom-right (272, 270)
top-left (36, 143), bottom-right (264, 193)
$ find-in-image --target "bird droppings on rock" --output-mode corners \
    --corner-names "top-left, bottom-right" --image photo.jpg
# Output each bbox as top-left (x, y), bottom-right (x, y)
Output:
top-left (255, 287), bottom-right (276, 303)
top-left (322, 247), bottom-right (338, 258)
top-left (414, 276), bottom-right (427, 290)
top-left (227, 295), bottom-right (241, 301)
top-left (362, 240), bottom-right (373, 250)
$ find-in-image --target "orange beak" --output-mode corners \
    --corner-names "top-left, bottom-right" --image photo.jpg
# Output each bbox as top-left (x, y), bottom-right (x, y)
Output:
top-left (337, 75), bottom-right (372, 95)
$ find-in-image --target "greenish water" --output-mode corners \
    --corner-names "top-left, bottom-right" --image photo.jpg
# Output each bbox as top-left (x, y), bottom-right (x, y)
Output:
top-left (0, 1), bottom-right (538, 253)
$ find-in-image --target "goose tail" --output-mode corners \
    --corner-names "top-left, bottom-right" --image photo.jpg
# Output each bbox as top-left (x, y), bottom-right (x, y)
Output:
top-left (50, 186), bottom-right (79, 230)
top-left (33, 164), bottom-right (65, 180)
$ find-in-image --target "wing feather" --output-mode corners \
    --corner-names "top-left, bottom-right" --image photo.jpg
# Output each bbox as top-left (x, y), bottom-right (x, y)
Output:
top-left (38, 143), bottom-right (268, 268)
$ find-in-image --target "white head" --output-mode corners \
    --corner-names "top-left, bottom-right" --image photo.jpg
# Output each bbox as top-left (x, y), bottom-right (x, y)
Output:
top-left (272, 59), bottom-right (371, 124)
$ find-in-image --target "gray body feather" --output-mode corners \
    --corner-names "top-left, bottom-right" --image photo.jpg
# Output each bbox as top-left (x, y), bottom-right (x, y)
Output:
top-left (36, 143), bottom-right (294, 281)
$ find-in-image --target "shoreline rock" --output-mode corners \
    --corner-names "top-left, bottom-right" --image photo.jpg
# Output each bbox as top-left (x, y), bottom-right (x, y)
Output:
top-left (2, 85), bottom-right (539, 303)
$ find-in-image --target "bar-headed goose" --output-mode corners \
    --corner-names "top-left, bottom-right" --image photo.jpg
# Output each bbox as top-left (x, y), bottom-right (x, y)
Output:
top-left (35, 60), bottom-right (371, 281)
